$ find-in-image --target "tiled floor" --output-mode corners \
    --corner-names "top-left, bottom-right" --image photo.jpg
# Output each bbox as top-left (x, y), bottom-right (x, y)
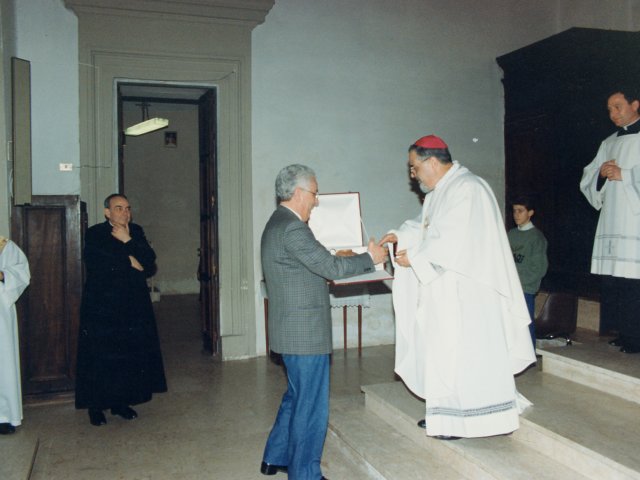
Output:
top-left (4, 295), bottom-right (640, 480)
top-left (2, 294), bottom-right (396, 480)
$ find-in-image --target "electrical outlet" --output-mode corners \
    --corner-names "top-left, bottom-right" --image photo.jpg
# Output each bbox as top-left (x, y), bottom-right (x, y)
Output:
top-left (59, 163), bottom-right (73, 171)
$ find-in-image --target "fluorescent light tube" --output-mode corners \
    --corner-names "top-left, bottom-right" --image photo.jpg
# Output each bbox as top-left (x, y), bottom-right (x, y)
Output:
top-left (124, 117), bottom-right (169, 136)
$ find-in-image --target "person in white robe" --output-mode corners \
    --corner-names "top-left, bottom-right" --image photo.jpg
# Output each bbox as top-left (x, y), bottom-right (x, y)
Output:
top-left (580, 89), bottom-right (640, 354)
top-left (380, 135), bottom-right (536, 439)
top-left (0, 236), bottom-right (30, 435)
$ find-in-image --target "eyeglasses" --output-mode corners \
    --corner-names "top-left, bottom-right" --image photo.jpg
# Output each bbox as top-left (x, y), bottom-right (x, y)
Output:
top-left (409, 162), bottom-right (424, 173)
top-left (300, 187), bottom-right (319, 199)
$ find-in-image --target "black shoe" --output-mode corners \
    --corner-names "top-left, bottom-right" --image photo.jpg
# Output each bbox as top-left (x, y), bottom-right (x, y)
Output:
top-left (417, 419), bottom-right (426, 429)
top-left (269, 351), bottom-right (283, 366)
top-left (433, 435), bottom-right (461, 441)
top-left (88, 409), bottom-right (107, 426)
top-left (609, 337), bottom-right (623, 346)
top-left (620, 345), bottom-right (640, 354)
top-left (0, 423), bottom-right (16, 435)
top-left (260, 461), bottom-right (287, 475)
top-left (110, 406), bottom-right (138, 420)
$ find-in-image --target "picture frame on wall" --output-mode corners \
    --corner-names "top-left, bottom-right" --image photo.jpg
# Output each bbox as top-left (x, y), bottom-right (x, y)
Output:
top-left (164, 131), bottom-right (177, 148)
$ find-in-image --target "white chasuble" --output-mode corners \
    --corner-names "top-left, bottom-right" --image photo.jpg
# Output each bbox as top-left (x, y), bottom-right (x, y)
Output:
top-left (391, 162), bottom-right (536, 438)
top-left (580, 131), bottom-right (640, 279)
top-left (0, 239), bottom-right (31, 427)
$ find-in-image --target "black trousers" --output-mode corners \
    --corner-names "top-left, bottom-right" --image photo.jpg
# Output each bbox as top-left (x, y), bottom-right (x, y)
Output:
top-left (600, 275), bottom-right (640, 346)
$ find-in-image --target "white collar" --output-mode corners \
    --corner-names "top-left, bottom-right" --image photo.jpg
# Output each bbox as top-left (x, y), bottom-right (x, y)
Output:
top-left (622, 117), bottom-right (640, 130)
top-left (517, 221), bottom-right (534, 231)
top-left (282, 205), bottom-right (302, 221)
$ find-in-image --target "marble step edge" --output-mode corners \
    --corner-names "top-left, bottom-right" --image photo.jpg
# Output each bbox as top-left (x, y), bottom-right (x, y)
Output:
top-left (362, 385), bottom-right (589, 480)
top-left (324, 427), bottom-right (387, 480)
top-left (0, 435), bottom-right (39, 480)
top-left (328, 403), bottom-right (469, 480)
top-left (29, 438), bottom-right (39, 480)
top-left (515, 415), bottom-right (640, 480)
top-left (28, 437), bottom-right (39, 480)
top-left (540, 350), bottom-right (640, 405)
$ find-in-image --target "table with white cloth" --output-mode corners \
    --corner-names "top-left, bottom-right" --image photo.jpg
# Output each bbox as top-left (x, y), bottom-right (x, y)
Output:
top-left (329, 284), bottom-right (370, 355)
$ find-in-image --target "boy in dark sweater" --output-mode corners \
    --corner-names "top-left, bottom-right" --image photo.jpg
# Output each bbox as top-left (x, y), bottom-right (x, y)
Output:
top-left (508, 196), bottom-right (548, 349)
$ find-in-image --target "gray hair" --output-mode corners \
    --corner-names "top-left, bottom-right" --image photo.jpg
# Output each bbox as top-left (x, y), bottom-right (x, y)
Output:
top-left (408, 145), bottom-right (452, 165)
top-left (275, 164), bottom-right (316, 203)
top-left (104, 193), bottom-right (128, 208)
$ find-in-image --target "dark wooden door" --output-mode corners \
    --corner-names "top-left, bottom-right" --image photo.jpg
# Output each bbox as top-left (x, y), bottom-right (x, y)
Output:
top-left (197, 89), bottom-right (219, 355)
top-left (12, 196), bottom-right (85, 397)
top-left (497, 27), bottom-right (640, 299)
top-left (504, 112), bottom-right (557, 272)
top-left (117, 85), bottom-right (125, 192)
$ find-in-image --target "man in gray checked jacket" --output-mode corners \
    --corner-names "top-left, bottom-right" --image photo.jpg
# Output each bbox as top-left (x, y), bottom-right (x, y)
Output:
top-left (260, 164), bottom-right (387, 480)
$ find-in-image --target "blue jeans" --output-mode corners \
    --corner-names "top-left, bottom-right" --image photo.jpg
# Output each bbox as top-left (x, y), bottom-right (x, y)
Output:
top-left (525, 292), bottom-right (537, 349)
top-left (263, 354), bottom-right (329, 480)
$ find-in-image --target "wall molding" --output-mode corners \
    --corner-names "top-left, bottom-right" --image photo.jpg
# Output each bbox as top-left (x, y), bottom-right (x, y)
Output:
top-left (67, 0), bottom-right (273, 358)
top-left (64, 0), bottom-right (274, 26)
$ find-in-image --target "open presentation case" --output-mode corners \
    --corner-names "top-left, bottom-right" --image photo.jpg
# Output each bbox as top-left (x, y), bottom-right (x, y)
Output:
top-left (308, 192), bottom-right (393, 285)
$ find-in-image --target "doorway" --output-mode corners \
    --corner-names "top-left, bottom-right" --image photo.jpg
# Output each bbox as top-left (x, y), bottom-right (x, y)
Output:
top-left (117, 81), bottom-right (220, 355)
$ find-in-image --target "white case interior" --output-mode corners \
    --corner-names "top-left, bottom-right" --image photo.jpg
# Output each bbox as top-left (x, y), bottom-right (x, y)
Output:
top-left (308, 192), bottom-right (363, 250)
top-left (308, 192), bottom-right (392, 283)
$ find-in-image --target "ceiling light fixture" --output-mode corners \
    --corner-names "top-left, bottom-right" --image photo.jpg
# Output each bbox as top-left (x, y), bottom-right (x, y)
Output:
top-left (124, 102), bottom-right (168, 136)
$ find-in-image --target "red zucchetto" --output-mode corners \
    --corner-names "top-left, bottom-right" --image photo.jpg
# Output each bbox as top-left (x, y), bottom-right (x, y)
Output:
top-left (414, 135), bottom-right (448, 149)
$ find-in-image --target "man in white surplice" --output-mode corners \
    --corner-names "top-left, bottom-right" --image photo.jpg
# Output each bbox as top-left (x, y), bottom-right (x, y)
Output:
top-left (0, 236), bottom-right (30, 435)
top-left (580, 89), bottom-right (640, 354)
top-left (380, 135), bottom-right (536, 439)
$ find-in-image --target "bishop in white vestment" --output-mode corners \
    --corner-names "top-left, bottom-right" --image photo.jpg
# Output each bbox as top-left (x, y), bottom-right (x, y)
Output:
top-left (382, 135), bottom-right (536, 439)
top-left (0, 237), bottom-right (30, 434)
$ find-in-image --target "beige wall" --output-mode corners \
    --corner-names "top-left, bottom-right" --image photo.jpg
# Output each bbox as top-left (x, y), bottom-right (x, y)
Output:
top-left (0, 0), bottom-right (14, 235)
top-left (251, 0), bottom-right (640, 353)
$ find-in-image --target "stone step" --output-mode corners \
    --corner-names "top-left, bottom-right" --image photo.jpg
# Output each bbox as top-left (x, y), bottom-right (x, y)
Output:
top-left (329, 397), bottom-right (468, 479)
top-left (322, 420), bottom-right (385, 480)
top-left (516, 366), bottom-right (640, 479)
top-left (362, 380), bottom-right (618, 480)
top-left (537, 338), bottom-right (640, 405)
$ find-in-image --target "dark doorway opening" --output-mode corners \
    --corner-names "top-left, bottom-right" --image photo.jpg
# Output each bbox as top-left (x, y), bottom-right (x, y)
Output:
top-left (117, 82), bottom-right (220, 355)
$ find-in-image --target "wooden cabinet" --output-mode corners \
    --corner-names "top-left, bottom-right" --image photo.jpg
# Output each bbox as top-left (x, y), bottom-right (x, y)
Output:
top-left (497, 28), bottom-right (640, 300)
top-left (12, 196), bottom-right (86, 398)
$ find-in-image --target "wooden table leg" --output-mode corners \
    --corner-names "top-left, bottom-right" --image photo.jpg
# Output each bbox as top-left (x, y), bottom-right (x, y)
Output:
top-left (264, 298), bottom-right (269, 353)
top-left (358, 305), bottom-right (362, 356)
top-left (343, 306), bottom-right (348, 351)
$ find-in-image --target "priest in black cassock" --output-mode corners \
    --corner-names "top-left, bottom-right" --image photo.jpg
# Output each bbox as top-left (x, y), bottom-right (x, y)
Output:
top-left (75, 193), bottom-right (167, 426)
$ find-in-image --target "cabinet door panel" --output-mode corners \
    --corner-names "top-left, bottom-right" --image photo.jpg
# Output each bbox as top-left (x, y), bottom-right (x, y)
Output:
top-left (12, 196), bottom-right (84, 398)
